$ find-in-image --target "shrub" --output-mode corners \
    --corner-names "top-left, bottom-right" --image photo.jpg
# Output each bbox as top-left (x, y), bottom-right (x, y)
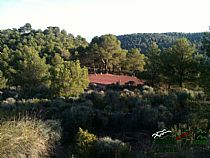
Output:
top-left (0, 118), bottom-right (61, 157)
top-left (187, 90), bottom-right (205, 100)
top-left (92, 137), bottom-right (132, 158)
top-left (163, 92), bottom-right (178, 111)
top-left (85, 92), bottom-right (105, 109)
top-left (159, 110), bottom-right (173, 125)
top-left (141, 106), bottom-right (159, 129)
top-left (92, 110), bottom-right (109, 131)
top-left (74, 129), bottom-right (132, 158)
top-left (174, 88), bottom-right (205, 105)
top-left (105, 91), bottom-right (121, 108)
top-left (51, 97), bottom-right (69, 109)
top-left (5, 97), bottom-right (16, 104)
top-left (120, 94), bottom-right (141, 112)
top-left (75, 128), bottom-right (97, 158)
top-left (177, 91), bottom-right (189, 106)
top-left (62, 106), bottom-right (94, 143)
top-left (108, 112), bottom-right (124, 130)
top-left (150, 94), bottom-right (165, 106)
top-left (2, 89), bottom-right (19, 100)
top-left (142, 85), bottom-right (154, 95)
top-left (63, 105), bottom-right (94, 129)
top-left (0, 97), bottom-right (16, 109)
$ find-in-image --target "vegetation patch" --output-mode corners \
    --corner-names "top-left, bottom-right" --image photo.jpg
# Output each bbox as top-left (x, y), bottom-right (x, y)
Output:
top-left (0, 118), bottom-right (61, 158)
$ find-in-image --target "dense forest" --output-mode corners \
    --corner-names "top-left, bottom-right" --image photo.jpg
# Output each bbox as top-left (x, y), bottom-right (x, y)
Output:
top-left (1, 23), bottom-right (210, 158)
top-left (117, 32), bottom-right (204, 53)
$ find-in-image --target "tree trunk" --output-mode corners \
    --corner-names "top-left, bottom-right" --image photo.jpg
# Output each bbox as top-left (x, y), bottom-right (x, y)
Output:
top-left (108, 67), bottom-right (111, 73)
top-left (104, 59), bottom-right (108, 73)
top-left (93, 66), bottom-right (96, 74)
top-left (168, 82), bottom-right (171, 90)
top-left (112, 65), bottom-right (115, 73)
top-left (179, 74), bottom-right (183, 87)
top-left (179, 81), bottom-right (183, 87)
top-left (105, 64), bottom-right (108, 73)
top-left (151, 73), bottom-right (154, 87)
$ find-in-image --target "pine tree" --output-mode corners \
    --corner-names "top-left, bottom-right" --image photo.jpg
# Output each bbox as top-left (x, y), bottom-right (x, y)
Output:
top-left (89, 34), bottom-right (127, 73)
top-left (123, 48), bottom-right (145, 76)
top-left (0, 70), bottom-right (7, 89)
top-left (17, 46), bottom-right (50, 95)
top-left (51, 59), bottom-right (89, 98)
top-left (145, 42), bottom-right (161, 86)
top-left (160, 38), bottom-right (200, 88)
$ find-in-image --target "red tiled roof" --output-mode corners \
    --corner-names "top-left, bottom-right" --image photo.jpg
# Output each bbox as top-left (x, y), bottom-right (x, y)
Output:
top-left (88, 73), bottom-right (144, 85)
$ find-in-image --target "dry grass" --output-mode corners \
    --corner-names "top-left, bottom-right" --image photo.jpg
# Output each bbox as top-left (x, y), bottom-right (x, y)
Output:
top-left (0, 118), bottom-right (61, 158)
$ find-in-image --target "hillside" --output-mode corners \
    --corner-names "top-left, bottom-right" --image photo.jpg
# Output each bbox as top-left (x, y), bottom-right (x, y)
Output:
top-left (117, 32), bottom-right (204, 53)
top-left (1, 24), bottom-right (210, 158)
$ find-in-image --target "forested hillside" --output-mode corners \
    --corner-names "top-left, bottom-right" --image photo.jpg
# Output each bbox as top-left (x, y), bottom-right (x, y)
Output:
top-left (1, 24), bottom-right (210, 158)
top-left (0, 23), bottom-right (90, 98)
top-left (117, 32), bottom-right (203, 53)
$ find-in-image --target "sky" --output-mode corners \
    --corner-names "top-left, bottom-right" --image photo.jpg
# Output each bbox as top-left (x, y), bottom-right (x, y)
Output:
top-left (0, 0), bottom-right (210, 41)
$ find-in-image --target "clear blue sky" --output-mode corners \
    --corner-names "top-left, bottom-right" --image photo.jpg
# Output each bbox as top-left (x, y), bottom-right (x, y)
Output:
top-left (0, 0), bottom-right (210, 41)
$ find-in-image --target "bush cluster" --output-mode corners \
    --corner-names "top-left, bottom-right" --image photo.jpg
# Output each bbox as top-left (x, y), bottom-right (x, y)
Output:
top-left (75, 128), bottom-right (132, 158)
top-left (0, 86), bottom-right (209, 157)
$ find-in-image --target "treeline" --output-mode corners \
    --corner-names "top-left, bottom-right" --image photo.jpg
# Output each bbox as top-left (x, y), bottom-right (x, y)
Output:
top-left (0, 24), bottom-right (147, 98)
top-left (1, 23), bottom-right (210, 98)
top-left (1, 24), bottom-right (210, 157)
top-left (117, 32), bottom-right (203, 53)
top-left (81, 32), bottom-right (210, 94)
top-left (0, 23), bottom-right (89, 98)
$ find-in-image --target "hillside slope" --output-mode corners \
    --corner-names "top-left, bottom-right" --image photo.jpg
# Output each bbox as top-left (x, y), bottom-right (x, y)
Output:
top-left (117, 32), bottom-right (203, 53)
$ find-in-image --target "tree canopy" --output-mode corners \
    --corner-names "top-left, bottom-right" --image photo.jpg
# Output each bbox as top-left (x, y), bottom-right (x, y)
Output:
top-left (51, 59), bottom-right (89, 98)
top-left (117, 32), bottom-right (203, 53)
top-left (123, 48), bottom-right (145, 75)
top-left (0, 24), bottom-right (90, 98)
top-left (88, 34), bottom-right (127, 73)
top-left (0, 23), bottom-right (209, 96)
top-left (144, 42), bottom-right (161, 86)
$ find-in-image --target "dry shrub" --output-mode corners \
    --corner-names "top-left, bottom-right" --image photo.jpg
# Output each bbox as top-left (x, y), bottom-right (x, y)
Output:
top-left (0, 118), bottom-right (61, 158)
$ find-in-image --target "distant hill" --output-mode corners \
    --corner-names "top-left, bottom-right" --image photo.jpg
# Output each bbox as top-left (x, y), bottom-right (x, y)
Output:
top-left (117, 32), bottom-right (204, 53)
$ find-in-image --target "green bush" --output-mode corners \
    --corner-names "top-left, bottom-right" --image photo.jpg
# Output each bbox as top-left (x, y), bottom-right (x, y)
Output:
top-left (142, 85), bottom-right (154, 95)
top-left (62, 105), bottom-right (94, 143)
top-left (92, 137), bottom-right (132, 158)
top-left (163, 92), bottom-right (178, 111)
top-left (141, 105), bottom-right (159, 129)
top-left (158, 105), bottom-right (173, 125)
top-left (75, 128), bottom-right (97, 158)
top-left (92, 110), bottom-right (109, 130)
top-left (0, 118), bottom-right (61, 158)
top-left (108, 112), bottom-right (124, 130)
top-left (86, 92), bottom-right (105, 109)
top-left (74, 128), bottom-right (132, 158)
top-left (105, 90), bottom-right (121, 109)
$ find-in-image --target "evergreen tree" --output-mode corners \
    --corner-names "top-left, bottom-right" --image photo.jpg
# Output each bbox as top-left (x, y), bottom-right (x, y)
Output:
top-left (200, 30), bottom-right (210, 94)
top-left (160, 38), bottom-right (200, 88)
top-left (202, 31), bottom-right (210, 57)
top-left (160, 47), bottom-right (177, 89)
top-left (145, 42), bottom-right (161, 86)
top-left (89, 34), bottom-right (127, 73)
top-left (123, 48), bottom-right (145, 75)
top-left (17, 46), bottom-right (50, 95)
top-left (0, 70), bottom-right (7, 89)
top-left (51, 59), bottom-right (89, 98)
